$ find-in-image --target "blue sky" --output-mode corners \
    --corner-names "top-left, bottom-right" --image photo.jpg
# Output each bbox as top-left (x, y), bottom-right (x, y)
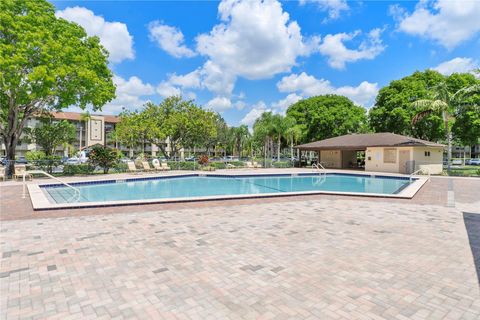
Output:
top-left (53, 0), bottom-right (480, 126)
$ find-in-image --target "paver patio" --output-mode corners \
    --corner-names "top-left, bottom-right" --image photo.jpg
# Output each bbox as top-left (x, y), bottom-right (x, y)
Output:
top-left (0, 175), bottom-right (479, 319)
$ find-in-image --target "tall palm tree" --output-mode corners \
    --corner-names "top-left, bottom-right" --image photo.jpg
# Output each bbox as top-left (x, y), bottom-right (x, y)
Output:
top-left (285, 119), bottom-right (302, 160)
top-left (412, 82), bottom-right (480, 171)
top-left (253, 112), bottom-right (276, 165)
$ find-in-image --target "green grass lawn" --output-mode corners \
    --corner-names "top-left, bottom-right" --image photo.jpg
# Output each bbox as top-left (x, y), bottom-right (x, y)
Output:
top-left (445, 166), bottom-right (480, 177)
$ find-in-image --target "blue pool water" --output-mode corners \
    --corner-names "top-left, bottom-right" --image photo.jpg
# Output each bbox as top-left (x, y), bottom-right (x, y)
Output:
top-left (42, 174), bottom-right (412, 204)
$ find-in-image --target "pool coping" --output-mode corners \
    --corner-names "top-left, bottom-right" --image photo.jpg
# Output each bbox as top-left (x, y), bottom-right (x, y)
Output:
top-left (28, 171), bottom-right (428, 210)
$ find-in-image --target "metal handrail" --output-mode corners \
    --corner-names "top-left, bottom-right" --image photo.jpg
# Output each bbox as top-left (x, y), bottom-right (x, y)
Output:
top-left (22, 170), bottom-right (81, 202)
top-left (312, 163), bottom-right (326, 175)
top-left (409, 168), bottom-right (431, 182)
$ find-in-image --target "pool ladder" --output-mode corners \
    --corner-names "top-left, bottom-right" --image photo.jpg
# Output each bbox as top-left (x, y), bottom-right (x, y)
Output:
top-left (312, 163), bottom-right (326, 176)
top-left (409, 168), bottom-right (431, 182)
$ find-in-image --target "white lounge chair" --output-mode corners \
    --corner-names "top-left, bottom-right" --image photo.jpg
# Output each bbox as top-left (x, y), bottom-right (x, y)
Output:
top-left (126, 161), bottom-right (140, 174)
top-left (161, 162), bottom-right (171, 171)
top-left (253, 161), bottom-right (262, 168)
top-left (142, 161), bottom-right (154, 172)
top-left (13, 165), bottom-right (32, 181)
top-left (0, 167), bottom-right (5, 181)
top-left (245, 161), bottom-right (255, 169)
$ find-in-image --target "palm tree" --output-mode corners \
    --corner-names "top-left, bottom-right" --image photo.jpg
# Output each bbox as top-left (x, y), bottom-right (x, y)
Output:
top-left (412, 82), bottom-right (480, 171)
top-left (231, 125), bottom-right (250, 157)
top-left (253, 112), bottom-right (276, 166)
top-left (285, 119), bottom-right (302, 160)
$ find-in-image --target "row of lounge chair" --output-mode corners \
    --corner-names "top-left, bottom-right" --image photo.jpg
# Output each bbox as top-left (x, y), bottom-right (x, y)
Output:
top-left (126, 160), bottom-right (170, 173)
top-left (0, 165), bottom-right (32, 181)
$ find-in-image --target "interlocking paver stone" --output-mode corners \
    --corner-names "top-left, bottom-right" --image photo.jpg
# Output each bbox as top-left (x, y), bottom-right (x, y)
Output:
top-left (1, 188), bottom-right (480, 319)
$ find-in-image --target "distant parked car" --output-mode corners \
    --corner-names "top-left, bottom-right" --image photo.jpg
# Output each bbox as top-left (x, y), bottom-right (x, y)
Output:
top-left (468, 158), bottom-right (480, 166)
top-left (65, 157), bottom-right (80, 165)
top-left (185, 156), bottom-right (197, 161)
top-left (451, 159), bottom-right (463, 166)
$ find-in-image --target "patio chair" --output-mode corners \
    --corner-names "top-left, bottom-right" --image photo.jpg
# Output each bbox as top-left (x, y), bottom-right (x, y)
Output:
top-left (245, 161), bottom-right (255, 168)
top-left (0, 167), bottom-right (5, 181)
top-left (151, 159), bottom-right (162, 171)
top-left (126, 161), bottom-right (140, 174)
top-left (161, 162), bottom-right (171, 171)
top-left (253, 161), bottom-right (262, 168)
top-left (226, 163), bottom-right (236, 169)
top-left (141, 161), bottom-right (154, 172)
top-left (13, 164), bottom-right (33, 181)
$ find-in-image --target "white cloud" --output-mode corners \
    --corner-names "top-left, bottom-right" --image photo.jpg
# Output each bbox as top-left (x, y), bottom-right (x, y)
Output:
top-left (206, 97), bottom-right (232, 112)
top-left (102, 75), bottom-right (155, 113)
top-left (240, 101), bottom-right (269, 127)
top-left (168, 70), bottom-right (202, 89)
top-left (271, 93), bottom-right (303, 112)
top-left (277, 72), bottom-right (378, 107)
top-left (148, 21), bottom-right (196, 58)
top-left (319, 28), bottom-right (385, 69)
top-left (156, 82), bottom-right (181, 98)
top-left (56, 7), bottom-right (134, 64)
top-left (433, 57), bottom-right (479, 75)
top-left (196, 0), bottom-right (319, 81)
top-left (395, 0), bottom-right (480, 49)
top-left (299, 0), bottom-right (349, 20)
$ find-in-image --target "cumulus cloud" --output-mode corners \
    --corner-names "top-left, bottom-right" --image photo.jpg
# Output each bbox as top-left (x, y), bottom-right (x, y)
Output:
top-left (277, 72), bottom-right (378, 107)
top-left (102, 75), bottom-right (155, 113)
top-left (271, 93), bottom-right (303, 112)
top-left (394, 0), bottom-right (480, 49)
top-left (148, 21), bottom-right (196, 58)
top-left (240, 101), bottom-right (269, 127)
top-left (299, 0), bottom-right (349, 20)
top-left (433, 57), bottom-right (479, 75)
top-left (206, 96), bottom-right (233, 112)
top-left (56, 7), bottom-right (134, 64)
top-left (196, 0), bottom-right (319, 80)
top-left (319, 28), bottom-right (385, 69)
top-left (156, 83), bottom-right (181, 98)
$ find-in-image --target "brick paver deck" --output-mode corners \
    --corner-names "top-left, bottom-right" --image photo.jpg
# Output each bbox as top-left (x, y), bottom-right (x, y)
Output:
top-left (1, 175), bottom-right (479, 319)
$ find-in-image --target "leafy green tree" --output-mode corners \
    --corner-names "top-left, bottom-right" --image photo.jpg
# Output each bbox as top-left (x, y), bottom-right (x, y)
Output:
top-left (113, 110), bottom-right (144, 157)
top-left (369, 70), bottom-right (479, 142)
top-left (284, 116), bottom-right (302, 159)
top-left (230, 125), bottom-right (250, 157)
top-left (25, 117), bottom-right (76, 156)
top-left (286, 95), bottom-right (367, 143)
top-left (412, 81), bottom-right (480, 171)
top-left (88, 145), bottom-right (118, 174)
top-left (0, 0), bottom-right (115, 175)
top-left (253, 112), bottom-right (277, 163)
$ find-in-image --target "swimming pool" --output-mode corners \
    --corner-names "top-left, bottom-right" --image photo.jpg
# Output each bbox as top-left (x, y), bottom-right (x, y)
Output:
top-left (31, 173), bottom-right (422, 209)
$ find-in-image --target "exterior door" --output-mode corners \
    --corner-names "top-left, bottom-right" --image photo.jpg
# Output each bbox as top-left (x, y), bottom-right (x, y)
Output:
top-left (398, 150), bottom-right (410, 174)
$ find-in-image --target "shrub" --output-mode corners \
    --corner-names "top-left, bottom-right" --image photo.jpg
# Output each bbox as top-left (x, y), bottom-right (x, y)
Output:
top-left (167, 161), bottom-right (197, 170)
top-left (198, 155), bottom-right (209, 166)
top-left (114, 162), bottom-right (128, 173)
top-left (63, 163), bottom-right (95, 175)
top-left (210, 162), bottom-right (226, 169)
top-left (273, 161), bottom-right (293, 168)
top-left (88, 145), bottom-right (118, 174)
top-left (25, 150), bottom-right (46, 162)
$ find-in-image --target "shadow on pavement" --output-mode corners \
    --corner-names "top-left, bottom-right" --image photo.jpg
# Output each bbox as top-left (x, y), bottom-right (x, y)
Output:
top-left (463, 212), bottom-right (480, 285)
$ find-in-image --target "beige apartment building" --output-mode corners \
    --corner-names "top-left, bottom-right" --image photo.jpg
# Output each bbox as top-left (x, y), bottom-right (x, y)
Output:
top-left (0, 112), bottom-right (182, 158)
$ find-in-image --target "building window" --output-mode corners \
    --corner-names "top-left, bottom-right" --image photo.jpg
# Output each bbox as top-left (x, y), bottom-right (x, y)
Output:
top-left (424, 151), bottom-right (430, 157)
top-left (383, 148), bottom-right (397, 163)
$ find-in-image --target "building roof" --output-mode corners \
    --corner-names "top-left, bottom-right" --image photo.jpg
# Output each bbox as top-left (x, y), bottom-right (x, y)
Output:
top-left (49, 111), bottom-right (120, 123)
top-left (295, 133), bottom-right (444, 150)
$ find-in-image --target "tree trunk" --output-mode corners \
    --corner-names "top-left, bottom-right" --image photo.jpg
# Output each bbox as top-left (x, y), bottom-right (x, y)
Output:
top-left (3, 133), bottom-right (18, 177)
top-left (277, 135), bottom-right (281, 161)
